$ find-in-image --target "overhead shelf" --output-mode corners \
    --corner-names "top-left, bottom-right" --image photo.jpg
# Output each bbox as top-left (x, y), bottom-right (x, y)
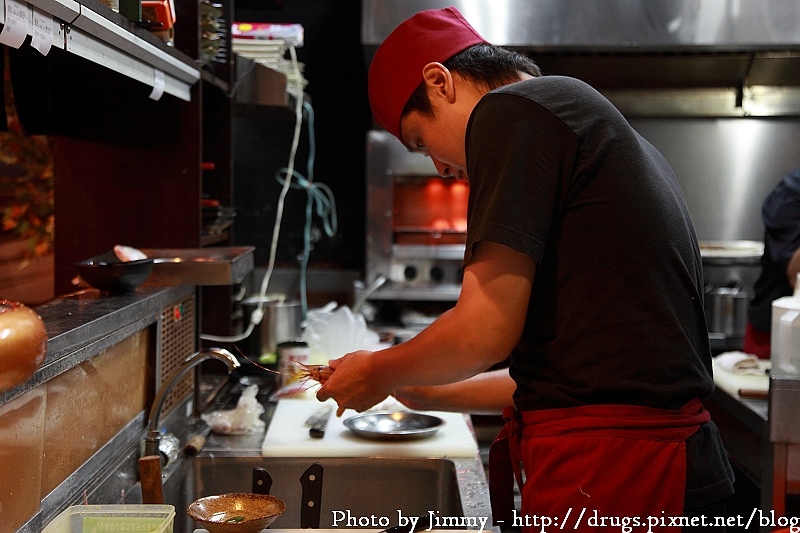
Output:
top-left (233, 54), bottom-right (310, 113)
top-left (6, 0), bottom-right (200, 101)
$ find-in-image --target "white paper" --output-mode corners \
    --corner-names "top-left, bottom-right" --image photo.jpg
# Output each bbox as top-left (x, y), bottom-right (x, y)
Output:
top-left (0, 0), bottom-right (30, 49)
top-left (149, 69), bottom-right (165, 101)
top-left (30, 7), bottom-right (53, 56)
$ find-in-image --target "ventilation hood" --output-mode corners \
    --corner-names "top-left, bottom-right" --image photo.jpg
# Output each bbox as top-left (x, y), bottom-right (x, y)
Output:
top-left (362, 0), bottom-right (800, 116)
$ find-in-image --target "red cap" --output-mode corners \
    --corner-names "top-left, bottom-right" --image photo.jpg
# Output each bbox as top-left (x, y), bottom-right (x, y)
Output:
top-left (368, 7), bottom-right (487, 140)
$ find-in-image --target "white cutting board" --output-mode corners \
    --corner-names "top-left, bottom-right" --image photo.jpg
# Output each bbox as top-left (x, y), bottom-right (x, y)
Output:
top-left (261, 398), bottom-right (479, 458)
top-left (712, 357), bottom-right (770, 399)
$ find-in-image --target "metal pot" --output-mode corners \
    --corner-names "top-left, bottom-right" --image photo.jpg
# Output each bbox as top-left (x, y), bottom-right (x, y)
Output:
top-left (705, 285), bottom-right (749, 339)
top-left (241, 297), bottom-right (302, 362)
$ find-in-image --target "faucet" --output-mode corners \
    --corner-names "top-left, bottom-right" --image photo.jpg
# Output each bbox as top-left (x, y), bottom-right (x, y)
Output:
top-left (144, 347), bottom-right (240, 459)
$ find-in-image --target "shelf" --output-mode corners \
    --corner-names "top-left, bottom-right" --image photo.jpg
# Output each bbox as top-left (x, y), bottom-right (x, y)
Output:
top-left (201, 232), bottom-right (231, 247)
top-left (233, 55), bottom-right (308, 111)
top-left (201, 68), bottom-right (232, 94)
top-left (7, 0), bottom-right (200, 101)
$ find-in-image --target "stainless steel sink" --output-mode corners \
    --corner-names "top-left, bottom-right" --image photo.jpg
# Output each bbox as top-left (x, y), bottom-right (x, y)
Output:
top-left (126, 454), bottom-right (493, 533)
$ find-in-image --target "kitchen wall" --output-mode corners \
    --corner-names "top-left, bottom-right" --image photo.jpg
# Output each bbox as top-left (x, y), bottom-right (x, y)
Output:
top-left (231, 1), bottom-right (800, 280)
top-left (631, 117), bottom-right (800, 242)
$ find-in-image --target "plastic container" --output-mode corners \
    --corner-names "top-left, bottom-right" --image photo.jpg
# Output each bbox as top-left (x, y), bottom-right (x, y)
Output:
top-left (43, 504), bottom-right (175, 533)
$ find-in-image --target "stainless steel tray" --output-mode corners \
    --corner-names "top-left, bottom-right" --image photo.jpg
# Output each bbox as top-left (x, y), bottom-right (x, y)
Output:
top-left (141, 247), bottom-right (255, 286)
top-left (342, 411), bottom-right (446, 441)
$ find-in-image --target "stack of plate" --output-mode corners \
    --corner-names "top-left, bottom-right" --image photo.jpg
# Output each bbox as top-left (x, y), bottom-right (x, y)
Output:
top-left (232, 38), bottom-right (288, 70)
top-left (233, 38), bottom-right (308, 90)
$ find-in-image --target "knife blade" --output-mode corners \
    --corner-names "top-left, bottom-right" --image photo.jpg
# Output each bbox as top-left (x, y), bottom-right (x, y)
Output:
top-left (305, 404), bottom-right (333, 425)
top-left (305, 405), bottom-right (333, 438)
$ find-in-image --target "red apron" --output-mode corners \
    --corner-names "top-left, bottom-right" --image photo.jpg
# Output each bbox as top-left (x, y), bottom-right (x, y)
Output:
top-left (742, 321), bottom-right (771, 359)
top-left (489, 398), bottom-right (709, 532)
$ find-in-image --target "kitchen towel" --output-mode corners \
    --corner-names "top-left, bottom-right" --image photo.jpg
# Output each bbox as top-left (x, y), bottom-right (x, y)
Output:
top-left (711, 354), bottom-right (770, 399)
top-left (714, 351), bottom-right (764, 375)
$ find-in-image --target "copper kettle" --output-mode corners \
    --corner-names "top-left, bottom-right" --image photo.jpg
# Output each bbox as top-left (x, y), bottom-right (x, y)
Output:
top-left (0, 300), bottom-right (47, 392)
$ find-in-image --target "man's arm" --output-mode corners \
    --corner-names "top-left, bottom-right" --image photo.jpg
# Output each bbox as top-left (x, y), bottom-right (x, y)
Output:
top-left (392, 368), bottom-right (515, 414)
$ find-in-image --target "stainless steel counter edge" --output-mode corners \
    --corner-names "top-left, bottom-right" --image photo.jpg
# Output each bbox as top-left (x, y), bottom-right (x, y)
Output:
top-left (0, 285), bottom-right (195, 406)
top-left (196, 408), bottom-right (498, 532)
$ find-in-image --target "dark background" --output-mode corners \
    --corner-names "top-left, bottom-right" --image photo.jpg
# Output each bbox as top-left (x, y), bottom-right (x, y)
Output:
top-left (232, 0), bottom-right (372, 272)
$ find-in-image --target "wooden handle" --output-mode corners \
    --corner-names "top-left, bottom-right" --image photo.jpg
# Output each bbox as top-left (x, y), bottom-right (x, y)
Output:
top-left (138, 455), bottom-right (164, 504)
top-left (738, 388), bottom-right (769, 400)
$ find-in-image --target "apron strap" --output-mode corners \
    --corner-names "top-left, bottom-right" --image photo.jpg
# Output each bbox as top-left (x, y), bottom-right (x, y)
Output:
top-left (489, 406), bottom-right (522, 526)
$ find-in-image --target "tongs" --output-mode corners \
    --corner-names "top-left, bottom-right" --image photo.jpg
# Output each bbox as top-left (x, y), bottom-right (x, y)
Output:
top-left (305, 404), bottom-right (333, 438)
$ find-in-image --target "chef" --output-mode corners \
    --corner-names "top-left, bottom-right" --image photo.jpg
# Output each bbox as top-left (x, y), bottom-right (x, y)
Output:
top-left (317, 7), bottom-right (734, 530)
top-left (744, 166), bottom-right (800, 359)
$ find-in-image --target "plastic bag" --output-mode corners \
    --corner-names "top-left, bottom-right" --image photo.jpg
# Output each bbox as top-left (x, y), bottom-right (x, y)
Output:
top-left (305, 304), bottom-right (380, 364)
top-left (200, 384), bottom-right (266, 435)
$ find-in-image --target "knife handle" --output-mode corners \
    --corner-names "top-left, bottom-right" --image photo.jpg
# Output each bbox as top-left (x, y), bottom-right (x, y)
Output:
top-left (252, 467), bottom-right (272, 495)
top-left (300, 462), bottom-right (324, 528)
top-left (309, 411), bottom-right (331, 438)
top-left (138, 455), bottom-right (164, 504)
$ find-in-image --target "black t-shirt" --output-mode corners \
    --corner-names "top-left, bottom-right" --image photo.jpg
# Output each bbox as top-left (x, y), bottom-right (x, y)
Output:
top-left (748, 167), bottom-right (800, 333)
top-left (463, 75), bottom-right (733, 507)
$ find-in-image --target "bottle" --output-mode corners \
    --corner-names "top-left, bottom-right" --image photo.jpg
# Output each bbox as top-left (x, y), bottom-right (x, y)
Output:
top-left (770, 272), bottom-right (800, 377)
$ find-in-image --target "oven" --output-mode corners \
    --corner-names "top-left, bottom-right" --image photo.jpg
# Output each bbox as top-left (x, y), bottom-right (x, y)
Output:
top-left (357, 130), bottom-right (467, 330)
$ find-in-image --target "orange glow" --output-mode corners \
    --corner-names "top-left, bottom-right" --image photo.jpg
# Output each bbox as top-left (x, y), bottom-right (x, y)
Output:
top-left (451, 181), bottom-right (468, 198)
top-left (431, 218), bottom-right (451, 231)
top-left (393, 176), bottom-right (470, 244)
top-left (452, 217), bottom-right (467, 232)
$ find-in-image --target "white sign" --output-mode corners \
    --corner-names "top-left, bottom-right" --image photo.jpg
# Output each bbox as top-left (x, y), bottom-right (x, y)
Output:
top-left (30, 7), bottom-right (53, 55)
top-left (0, 0), bottom-right (30, 49)
top-left (149, 69), bottom-right (165, 101)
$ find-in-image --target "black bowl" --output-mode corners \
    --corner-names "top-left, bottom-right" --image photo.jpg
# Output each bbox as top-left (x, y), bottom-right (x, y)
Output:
top-left (75, 251), bottom-right (154, 295)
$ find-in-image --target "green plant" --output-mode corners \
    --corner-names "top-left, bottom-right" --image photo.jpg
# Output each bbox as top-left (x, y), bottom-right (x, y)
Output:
top-left (0, 48), bottom-right (54, 257)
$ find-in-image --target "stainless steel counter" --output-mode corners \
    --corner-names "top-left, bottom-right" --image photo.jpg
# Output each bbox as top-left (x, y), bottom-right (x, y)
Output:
top-left (186, 379), bottom-right (496, 532)
top-left (0, 285), bottom-right (195, 407)
top-left (704, 387), bottom-right (777, 528)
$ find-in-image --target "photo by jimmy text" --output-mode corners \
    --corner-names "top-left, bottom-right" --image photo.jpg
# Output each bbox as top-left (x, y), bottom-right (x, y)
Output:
top-left (330, 509), bottom-right (490, 531)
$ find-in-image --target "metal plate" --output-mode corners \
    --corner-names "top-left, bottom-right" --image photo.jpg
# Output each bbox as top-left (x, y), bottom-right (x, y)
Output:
top-left (343, 411), bottom-right (446, 441)
top-left (699, 240), bottom-right (764, 265)
top-left (140, 246), bottom-right (255, 286)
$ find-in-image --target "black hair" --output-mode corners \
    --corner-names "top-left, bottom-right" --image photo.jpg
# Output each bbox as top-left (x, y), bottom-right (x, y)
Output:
top-left (402, 43), bottom-right (542, 119)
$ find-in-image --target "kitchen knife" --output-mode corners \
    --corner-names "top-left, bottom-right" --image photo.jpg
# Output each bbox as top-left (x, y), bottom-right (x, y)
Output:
top-left (300, 462), bottom-right (324, 528)
top-left (306, 404), bottom-right (333, 438)
top-left (252, 467), bottom-right (272, 495)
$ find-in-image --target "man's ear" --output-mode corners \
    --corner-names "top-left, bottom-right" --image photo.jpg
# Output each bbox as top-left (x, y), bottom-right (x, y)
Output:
top-left (422, 62), bottom-right (456, 103)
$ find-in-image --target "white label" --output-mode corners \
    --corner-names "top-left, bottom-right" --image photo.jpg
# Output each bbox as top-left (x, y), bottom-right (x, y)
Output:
top-left (30, 7), bottom-right (52, 55)
top-left (0, 0), bottom-right (30, 49)
top-left (149, 69), bottom-right (165, 101)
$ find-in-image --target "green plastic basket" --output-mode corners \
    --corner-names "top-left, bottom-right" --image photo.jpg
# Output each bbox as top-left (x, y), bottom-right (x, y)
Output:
top-left (43, 504), bottom-right (175, 533)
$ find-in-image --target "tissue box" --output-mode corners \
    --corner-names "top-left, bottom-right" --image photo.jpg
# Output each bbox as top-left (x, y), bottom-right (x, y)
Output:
top-left (43, 504), bottom-right (175, 533)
